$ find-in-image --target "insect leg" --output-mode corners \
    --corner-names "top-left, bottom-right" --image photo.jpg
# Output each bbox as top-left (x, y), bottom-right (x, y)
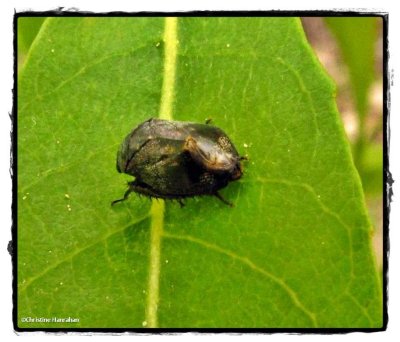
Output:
top-left (111, 187), bottom-right (133, 206)
top-left (177, 199), bottom-right (185, 208)
top-left (214, 192), bottom-right (234, 207)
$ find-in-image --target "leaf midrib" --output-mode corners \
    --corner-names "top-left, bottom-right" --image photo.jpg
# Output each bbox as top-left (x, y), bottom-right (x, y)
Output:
top-left (145, 17), bottom-right (178, 329)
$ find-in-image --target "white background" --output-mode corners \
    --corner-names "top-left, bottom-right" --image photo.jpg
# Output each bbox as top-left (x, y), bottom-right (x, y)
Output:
top-left (0, 0), bottom-right (398, 341)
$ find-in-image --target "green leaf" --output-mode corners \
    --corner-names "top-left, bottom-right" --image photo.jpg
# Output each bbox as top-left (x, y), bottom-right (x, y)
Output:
top-left (359, 142), bottom-right (384, 196)
top-left (17, 17), bottom-right (382, 329)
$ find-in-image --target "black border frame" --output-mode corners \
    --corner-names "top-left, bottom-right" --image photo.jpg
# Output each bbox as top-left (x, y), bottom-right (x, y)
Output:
top-left (12, 10), bottom-right (390, 333)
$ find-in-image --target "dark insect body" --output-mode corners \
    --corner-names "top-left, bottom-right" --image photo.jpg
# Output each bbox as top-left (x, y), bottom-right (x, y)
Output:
top-left (112, 118), bottom-right (244, 207)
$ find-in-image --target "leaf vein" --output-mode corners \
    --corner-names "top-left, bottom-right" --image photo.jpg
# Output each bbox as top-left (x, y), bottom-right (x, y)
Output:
top-left (19, 215), bottom-right (149, 294)
top-left (19, 143), bottom-right (118, 193)
top-left (274, 57), bottom-right (321, 163)
top-left (345, 292), bottom-right (374, 326)
top-left (19, 44), bottom-right (157, 113)
top-left (163, 231), bottom-right (318, 327)
top-left (251, 177), bottom-right (355, 282)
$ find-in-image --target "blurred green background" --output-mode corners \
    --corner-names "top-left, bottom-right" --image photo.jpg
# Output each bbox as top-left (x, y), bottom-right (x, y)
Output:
top-left (17, 15), bottom-right (384, 270)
